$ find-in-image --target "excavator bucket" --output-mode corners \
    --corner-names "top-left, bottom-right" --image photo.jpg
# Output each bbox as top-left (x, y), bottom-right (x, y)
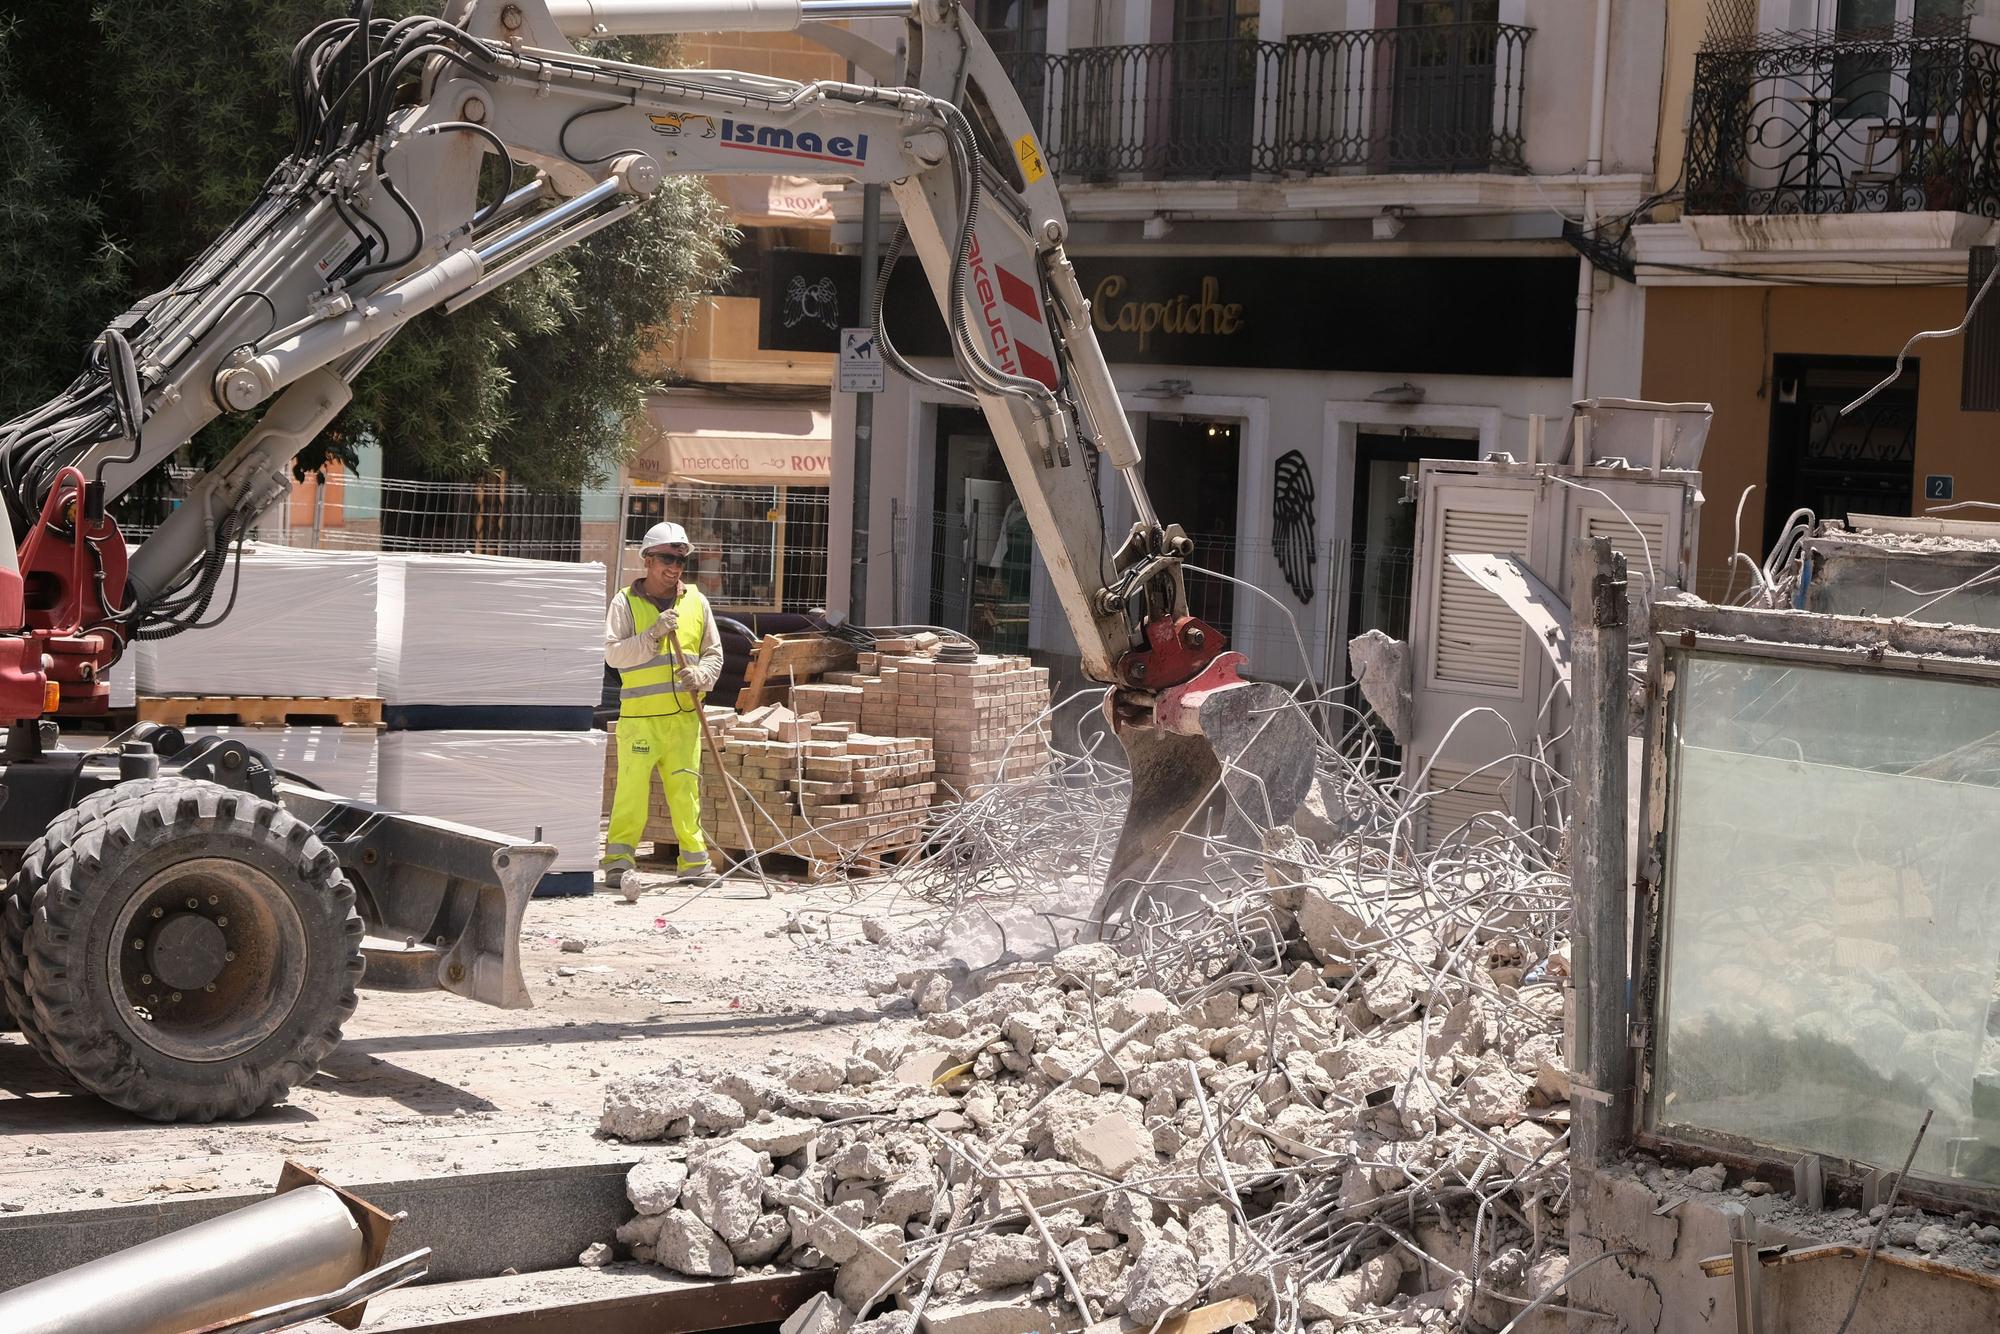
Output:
top-left (1096, 653), bottom-right (1321, 935)
top-left (275, 782), bottom-right (554, 1010)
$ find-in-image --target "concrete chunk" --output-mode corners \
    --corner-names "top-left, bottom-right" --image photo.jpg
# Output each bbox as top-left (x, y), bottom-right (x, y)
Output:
top-left (834, 1223), bottom-right (908, 1310)
top-left (657, 1209), bottom-right (735, 1278)
top-left (1300, 1251), bottom-right (1406, 1324)
top-left (919, 1289), bottom-right (1077, 1334)
top-left (1461, 1061), bottom-right (1530, 1128)
top-left (684, 1141), bottom-right (769, 1243)
top-left (731, 1212), bottom-right (791, 1265)
top-left (626, 1159), bottom-right (688, 1215)
top-left (1122, 1240), bottom-right (1199, 1324)
top-left (783, 1292), bottom-right (853, 1334)
top-left (783, 1055), bottom-right (846, 1094)
top-left (737, 1115), bottom-right (822, 1156)
top-left (1052, 1100), bottom-right (1154, 1179)
top-left (967, 1233), bottom-right (1047, 1290)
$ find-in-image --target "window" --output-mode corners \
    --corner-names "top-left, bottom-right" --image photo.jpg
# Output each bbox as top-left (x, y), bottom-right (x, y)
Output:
top-left (975, 0), bottom-right (1046, 57)
top-left (1831, 0), bottom-right (1964, 120)
top-left (1652, 651), bottom-right (2000, 1189)
top-left (716, 226), bottom-right (827, 302)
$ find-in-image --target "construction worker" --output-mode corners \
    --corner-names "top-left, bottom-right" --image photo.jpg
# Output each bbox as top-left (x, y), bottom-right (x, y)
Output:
top-left (603, 521), bottom-right (725, 898)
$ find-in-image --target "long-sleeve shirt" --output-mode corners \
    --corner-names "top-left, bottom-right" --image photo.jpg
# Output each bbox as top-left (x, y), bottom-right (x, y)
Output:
top-left (605, 580), bottom-right (724, 691)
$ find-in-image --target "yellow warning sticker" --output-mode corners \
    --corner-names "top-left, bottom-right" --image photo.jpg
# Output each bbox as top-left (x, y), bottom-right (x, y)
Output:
top-left (1015, 133), bottom-right (1047, 184)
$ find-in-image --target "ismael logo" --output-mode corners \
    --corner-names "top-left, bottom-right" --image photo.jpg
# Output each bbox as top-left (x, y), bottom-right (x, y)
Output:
top-left (718, 119), bottom-right (869, 165)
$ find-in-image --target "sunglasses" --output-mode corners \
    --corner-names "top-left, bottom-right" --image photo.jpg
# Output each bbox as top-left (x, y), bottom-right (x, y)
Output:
top-left (646, 551), bottom-right (689, 566)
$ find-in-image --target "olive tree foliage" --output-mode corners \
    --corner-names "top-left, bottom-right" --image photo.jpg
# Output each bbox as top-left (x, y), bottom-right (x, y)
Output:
top-left (0, 3), bottom-right (728, 488)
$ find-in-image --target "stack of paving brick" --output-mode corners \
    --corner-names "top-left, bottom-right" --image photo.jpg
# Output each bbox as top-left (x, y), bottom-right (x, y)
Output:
top-left (815, 640), bottom-right (1053, 803)
top-left (698, 704), bottom-right (937, 868)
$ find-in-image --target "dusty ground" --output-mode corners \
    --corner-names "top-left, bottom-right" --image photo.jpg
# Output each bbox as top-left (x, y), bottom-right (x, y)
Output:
top-left (0, 866), bottom-right (942, 1215)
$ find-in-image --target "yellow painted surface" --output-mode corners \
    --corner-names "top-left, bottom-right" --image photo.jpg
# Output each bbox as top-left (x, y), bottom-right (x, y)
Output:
top-left (1642, 282), bottom-right (1988, 584)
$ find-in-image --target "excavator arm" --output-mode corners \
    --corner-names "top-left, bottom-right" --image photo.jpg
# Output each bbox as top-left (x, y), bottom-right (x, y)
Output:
top-left (1, 0), bottom-right (1316, 928)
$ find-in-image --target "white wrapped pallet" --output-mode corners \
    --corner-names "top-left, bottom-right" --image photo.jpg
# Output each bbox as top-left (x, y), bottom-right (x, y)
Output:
top-left (137, 545), bottom-right (378, 697)
top-left (378, 555), bottom-right (605, 707)
top-left (104, 653), bottom-right (136, 709)
top-left (378, 730), bottom-right (605, 873)
top-left (188, 726), bottom-right (379, 802)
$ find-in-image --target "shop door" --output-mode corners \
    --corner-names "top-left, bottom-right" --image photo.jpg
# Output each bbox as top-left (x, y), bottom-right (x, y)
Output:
top-left (1346, 431), bottom-right (1478, 650)
top-left (930, 408), bottom-right (1033, 654)
top-left (1765, 355), bottom-right (1917, 545)
top-left (1390, 0), bottom-right (1501, 171)
top-left (1143, 417), bottom-right (1241, 642)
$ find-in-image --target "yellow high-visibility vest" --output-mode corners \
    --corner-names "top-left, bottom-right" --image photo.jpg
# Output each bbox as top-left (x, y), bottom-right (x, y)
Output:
top-left (619, 585), bottom-right (707, 717)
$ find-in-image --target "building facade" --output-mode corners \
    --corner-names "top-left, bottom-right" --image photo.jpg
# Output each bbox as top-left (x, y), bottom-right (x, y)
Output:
top-left (276, 30), bottom-right (848, 619)
top-left (808, 0), bottom-right (1665, 688)
top-left (1637, 0), bottom-right (2000, 595)
top-left (615, 28), bottom-right (847, 618)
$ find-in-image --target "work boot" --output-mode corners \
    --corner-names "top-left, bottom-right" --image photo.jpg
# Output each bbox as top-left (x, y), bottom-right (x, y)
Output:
top-left (604, 865), bottom-right (626, 892)
top-left (677, 866), bottom-right (721, 888)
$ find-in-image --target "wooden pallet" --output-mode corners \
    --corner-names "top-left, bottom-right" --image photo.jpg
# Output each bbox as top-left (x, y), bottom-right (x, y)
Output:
top-left (137, 696), bottom-right (384, 728)
top-left (736, 633), bottom-right (859, 712)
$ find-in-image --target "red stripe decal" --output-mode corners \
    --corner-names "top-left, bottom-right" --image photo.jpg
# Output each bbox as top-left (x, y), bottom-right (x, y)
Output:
top-left (996, 267), bottom-right (1043, 323)
top-left (720, 141), bottom-right (868, 165)
top-left (1016, 343), bottom-right (1060, 390)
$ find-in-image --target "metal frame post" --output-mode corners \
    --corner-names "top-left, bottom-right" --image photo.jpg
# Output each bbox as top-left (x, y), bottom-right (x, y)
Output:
top-left (1569, 535), bottom-right (1631, 1168)
top-left (849, 181), bottom-right (882, 623)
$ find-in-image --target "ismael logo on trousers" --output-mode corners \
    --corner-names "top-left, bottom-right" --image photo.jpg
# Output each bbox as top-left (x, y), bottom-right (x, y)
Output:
top-left (717, 119), bottom-right (869, 164)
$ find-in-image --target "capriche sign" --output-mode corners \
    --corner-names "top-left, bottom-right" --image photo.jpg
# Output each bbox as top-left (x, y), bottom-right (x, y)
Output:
top-left (1090, 274), bottom-right (1244, 351)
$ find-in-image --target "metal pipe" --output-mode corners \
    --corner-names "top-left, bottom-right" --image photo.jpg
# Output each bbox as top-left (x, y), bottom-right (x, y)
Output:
top-left (544, 0), bottom-right (911, 36)
top-left (0, 1184), bottom-right (369, 1334)
top-left (1567, 535), bottom-right (1630, 1169)
top-left (1572, 0), bottom-right (1613, 401)
top-left (475, 175), bottom-right (629, 264)
top-left (448, 197), bottom-right (639, 313)
top-left (850, 181), bottom-right (882, 622)
top-left (471, 179), bottom-right (552, 240)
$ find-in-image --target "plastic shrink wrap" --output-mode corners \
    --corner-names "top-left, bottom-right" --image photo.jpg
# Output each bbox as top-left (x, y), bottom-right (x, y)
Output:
top-left (379, 556), bottom-right (605, 706)
top-left (378, 730), bottom-right (606, 872)
top-left (190, 726), bottom-right (379, 802)
top-left (137, 545), bottom-right (378, 697)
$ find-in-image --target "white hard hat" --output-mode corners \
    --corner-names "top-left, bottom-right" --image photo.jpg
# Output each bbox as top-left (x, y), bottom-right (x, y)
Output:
top-left (641, 521), bottom-right (692, 554)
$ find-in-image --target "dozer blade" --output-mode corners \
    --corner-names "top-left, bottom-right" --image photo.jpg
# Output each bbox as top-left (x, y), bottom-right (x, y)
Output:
top-left (1097, 653), bottom-right (1319, 935)
top-left (276, 782), bottom-right (555, 1009)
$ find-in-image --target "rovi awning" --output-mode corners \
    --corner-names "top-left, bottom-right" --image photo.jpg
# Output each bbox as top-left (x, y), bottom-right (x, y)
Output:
top-left (634, 396), bottom-right (833, 486)
top-left (706, 174), bottom-right (833, 223)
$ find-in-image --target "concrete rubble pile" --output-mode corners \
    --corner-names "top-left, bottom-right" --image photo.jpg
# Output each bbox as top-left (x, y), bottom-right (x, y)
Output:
top-left (594, 866), bottom-right (1577, 1333)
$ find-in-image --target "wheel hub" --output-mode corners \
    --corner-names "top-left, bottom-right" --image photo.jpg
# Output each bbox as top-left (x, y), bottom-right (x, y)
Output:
top-left (108, 856), bottom-right (307, 1062)
top-left (149, 913), bottom-right (227, 991)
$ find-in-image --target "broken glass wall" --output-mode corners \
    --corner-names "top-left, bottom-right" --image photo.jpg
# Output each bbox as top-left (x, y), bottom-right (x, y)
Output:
top-left (1653, 652), bottom-right (2000, 1187)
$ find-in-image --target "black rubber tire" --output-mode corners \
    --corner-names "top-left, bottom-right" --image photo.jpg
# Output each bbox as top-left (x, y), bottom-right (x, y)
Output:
top-left (24, 783), bottom-right (363, 1122)
top-left (0, 778), bottom-right (202, 1058)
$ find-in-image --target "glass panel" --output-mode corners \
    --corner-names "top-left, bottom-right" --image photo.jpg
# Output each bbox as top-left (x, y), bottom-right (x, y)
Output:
top-left (1354, 459), bottom-right (1417, 641)
top-left (1836, 0), bottom-right (1898, 31)
top-left (931, 411), bottom-right (1030, 655)
top-left (1655, 654), bottom-right (2000, 1188)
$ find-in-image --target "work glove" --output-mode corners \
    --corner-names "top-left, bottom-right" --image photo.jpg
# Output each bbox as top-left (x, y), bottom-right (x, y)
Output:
top-left (677, 667), bottom-right (702, 690)
top-left (648, 610), bottom-right (678, 644)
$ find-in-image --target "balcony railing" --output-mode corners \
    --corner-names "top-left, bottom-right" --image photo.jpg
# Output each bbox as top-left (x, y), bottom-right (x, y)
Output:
top-left (1686, 25), bottom-right (2000, 216)
top-left (1001, 22), bottom-right (1533, 185)
top-left (1284, 23), bottom-right (1532, 175)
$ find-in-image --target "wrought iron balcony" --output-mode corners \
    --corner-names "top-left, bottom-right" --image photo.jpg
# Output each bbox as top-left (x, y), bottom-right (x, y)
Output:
top-left (1005, 22), bottom-right (1534, 185)
top-left (1686, 25), bottom-right (2000, 216)
top-left (1034, 38), bottom-right (1287, 180)
top-left (1283, 22), bottom-right (1532, 175)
